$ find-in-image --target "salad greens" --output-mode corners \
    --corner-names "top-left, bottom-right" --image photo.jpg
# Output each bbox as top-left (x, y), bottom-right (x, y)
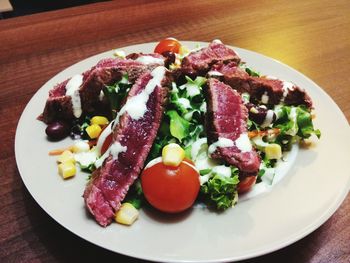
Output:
top-left (201, 167), bottom-right (240, 210)
top-left (103, 74), bottom-right (132, 117)
top-left (70, 59), bottom-right (321, 213)
top-left (148, 76), bottom-right (241, 210)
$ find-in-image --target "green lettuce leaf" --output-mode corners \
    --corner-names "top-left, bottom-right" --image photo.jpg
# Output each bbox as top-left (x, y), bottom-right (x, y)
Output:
top-left (201, 167), bottom-right (239, 210)
top-left (167, 110), bottom-right (191, 142)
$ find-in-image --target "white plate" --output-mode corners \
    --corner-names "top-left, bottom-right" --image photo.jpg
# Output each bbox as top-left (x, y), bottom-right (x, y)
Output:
top-left (15, 42), bottom-right (350, 262)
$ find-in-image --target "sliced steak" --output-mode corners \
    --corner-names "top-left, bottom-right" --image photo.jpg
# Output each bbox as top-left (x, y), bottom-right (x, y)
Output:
top-left (207, 62), bottom-right (250, 93)
top-left (39, 58), bottom-right (163, 124)
top-left (248, 77), bottom-right (313, 107)
top-left (84, 66), bottom-right (170, 227)
top-left (205, 78), bottom-right (260, 175)
top-left (181, 40), bottom-right (241, 77)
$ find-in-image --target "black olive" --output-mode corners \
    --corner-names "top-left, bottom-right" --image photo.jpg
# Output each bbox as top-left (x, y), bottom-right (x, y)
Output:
top-left (45, 121), bottom-right (70, 141)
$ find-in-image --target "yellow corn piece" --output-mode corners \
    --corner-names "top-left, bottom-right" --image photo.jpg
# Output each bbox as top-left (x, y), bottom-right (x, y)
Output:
top-left (58, 161), bottom-right (76, 179)
top-left (86, 124), bottom-right (102, 139)
top-left (162, 143), bottom-right (185, 167)
top-left (265, 143), bottom-right (282, 160)
top-left (115, 203), bottom-right (139, 226)
top-left (57, 150), bottom-right (75, 164)
top-left (90, 116), bottom-right (109, 126)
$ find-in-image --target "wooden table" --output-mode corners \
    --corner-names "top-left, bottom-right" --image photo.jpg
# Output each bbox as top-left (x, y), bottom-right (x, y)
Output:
top-left (1, 0), bottom-right (349, 262)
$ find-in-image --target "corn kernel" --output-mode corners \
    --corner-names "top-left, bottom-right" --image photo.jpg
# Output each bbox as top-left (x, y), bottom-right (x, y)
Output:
top-left (86, 124), bottom-right (102, 139)
top-left (115, 203), bottom-right (139, 225)
top-left (162, 143), bottom-right (185, 167)
top-left (90, 116), bottom-right (109, 126)
top-left (265, 143), bottom-right (282, 160)
top-left (57, 150), bottom-right (75, 164)
top-left (58, 161), bottom-right (76, 179)
top-left (72, 140), bottom-right (90, 153)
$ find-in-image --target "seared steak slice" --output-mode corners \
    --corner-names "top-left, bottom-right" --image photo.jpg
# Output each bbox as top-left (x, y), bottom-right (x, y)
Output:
top-left (84, 66), bottom-right (169, 227)
top-left (181, 40), bottom-right (241, 76)
top-left (208, 61), bottom-right (313, 108)
top-left (248, 77), bottom-right (313, 107)
top-left (205, 78), bottom-right (260, 175)
top-left (39, 58), bottom-right (163, 124)
top-left (207, 62), bottom-right (250, 93)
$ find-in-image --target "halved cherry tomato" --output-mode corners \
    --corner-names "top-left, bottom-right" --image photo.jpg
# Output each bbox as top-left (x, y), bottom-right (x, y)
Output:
top-left (237, 176), bottom-right (257, 194)
top-left (141, 160), bottom-right (200, 213)
top-left (154, 38), bottom-right (181, 54)
top-left (100, 133), bottom-right (112, 155)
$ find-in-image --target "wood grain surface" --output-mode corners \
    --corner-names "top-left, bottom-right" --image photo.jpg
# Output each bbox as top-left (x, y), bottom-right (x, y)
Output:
top-left (1, 0), bottom-right (349, 262)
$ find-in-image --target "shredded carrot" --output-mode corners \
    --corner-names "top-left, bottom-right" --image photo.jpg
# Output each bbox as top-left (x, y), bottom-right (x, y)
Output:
top-left (48, 146), bottom-right (74, 156)
top-left (248, 128), bottom-right (280, 138)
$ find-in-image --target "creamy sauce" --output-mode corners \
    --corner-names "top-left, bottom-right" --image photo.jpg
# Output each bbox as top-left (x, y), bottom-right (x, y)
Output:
top-left (207, 71), bottom-right (224, 77)
top-left (261, 110), bottom-right (275, 128)
top-left (208, 134), bottom-right (252, 154)
top-left (208, 137), bottom-right (234, 154)
top-left (261, 91), bottom-right (269, 104)
top-left (110, 142), bottom-right (127, 158)
top-left (114, 66), bottom-right (166, 126)
top-left (95, 142), bottom-right (127, 168)
top-left (235, 133), bottom-right (252, 152)
top-left (136, 56), bottom-right (164, 65)
top-left (65, 74), bottom-right (83, 118)
top-left (285, 107), bottom-right (298, 136)
top-left (212, 165), bottom-right (231, 178)
top-left (281, 81), bottom-right (294, 102)
top-left (75, 150), bottom-right (98, 167)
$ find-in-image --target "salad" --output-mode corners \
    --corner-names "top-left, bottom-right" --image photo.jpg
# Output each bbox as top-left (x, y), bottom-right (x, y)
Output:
top-left (42, 38), bottom-right (320, 227)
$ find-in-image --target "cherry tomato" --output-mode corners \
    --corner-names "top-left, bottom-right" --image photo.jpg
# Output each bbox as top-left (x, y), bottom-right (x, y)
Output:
top-left (237, 176), bottom-right (257, 194)
top-left (154, 38), bottom-right (181, 54)
top-left (100, 133), bottom-right (112, 155)
top-left (141, 160), bottom-right (200, 213)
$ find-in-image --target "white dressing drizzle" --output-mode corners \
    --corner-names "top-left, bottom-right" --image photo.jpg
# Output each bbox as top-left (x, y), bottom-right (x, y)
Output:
top-left (207, 71), bottom-right (224, 77)
top-left (281, 81), bottom-right (294, 102)
top-left (235, 133), bottom-right (252, 152)
top-left (261, 110), bottom-right (275, 128)
top-left (136, 56), bottom-right (164, 65)
top-left (212, 165), bottom-right (231, 178)
top-left (65, 74), bottom-right (83, 118)
top-left (114, 66), bottom-right (166, 126)
top-left (208, 134), bottom-right (252, 154)
top-left (95, 142), bottom-right (127, 168)
top-left (208, 137), bottom-right (234, 154)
